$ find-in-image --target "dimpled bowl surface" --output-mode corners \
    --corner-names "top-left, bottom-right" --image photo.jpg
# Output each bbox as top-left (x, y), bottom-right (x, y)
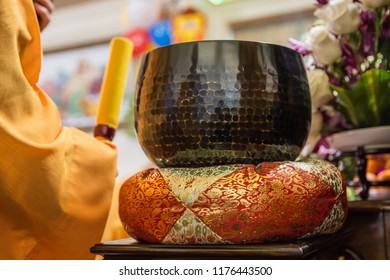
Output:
top-left (135, 40), bottom-right (311, 168)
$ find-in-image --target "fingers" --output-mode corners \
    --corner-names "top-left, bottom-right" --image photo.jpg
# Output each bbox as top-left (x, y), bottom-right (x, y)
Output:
top-left (34, 0), bottom-right (55, 31)
top-left (35, 0), bottom-right (55, 14)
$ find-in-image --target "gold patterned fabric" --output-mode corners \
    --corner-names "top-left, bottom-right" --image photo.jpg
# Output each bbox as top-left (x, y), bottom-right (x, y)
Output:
top-left (119, 159), bottom-right (347, 244)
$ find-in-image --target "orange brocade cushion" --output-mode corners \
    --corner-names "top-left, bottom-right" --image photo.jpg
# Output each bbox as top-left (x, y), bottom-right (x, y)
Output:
top-left (119, 159), bottom-right (347, 244)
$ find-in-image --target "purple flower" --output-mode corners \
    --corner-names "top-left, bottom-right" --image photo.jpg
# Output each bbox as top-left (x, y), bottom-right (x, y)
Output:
top-left (381, 9), bottom-right (390, 40)
top-left (359, 10), bottom-right (376, 56)
top-left (288, 38), bottom-right (311, 56)
top-left (315, 0), bottom-right (329, 7)
top-left (340, 37), bottom-right (360, 84)
top-left (324, 68), bottom-right (344, 87)
top-left (312, 137), bottom-right (336, 159)
top-left (321, 106), bottom-right (354, 131)
top-left (291, 1), bottom-right (390, 152)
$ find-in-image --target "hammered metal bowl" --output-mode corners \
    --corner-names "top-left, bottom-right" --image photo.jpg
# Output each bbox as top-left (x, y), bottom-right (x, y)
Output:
top-left (134, 40), bottom-right (311, 168)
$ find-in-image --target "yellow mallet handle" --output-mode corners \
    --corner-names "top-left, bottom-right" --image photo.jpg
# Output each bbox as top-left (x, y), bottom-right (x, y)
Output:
top-left (94, 37), bottom-right (134, 140)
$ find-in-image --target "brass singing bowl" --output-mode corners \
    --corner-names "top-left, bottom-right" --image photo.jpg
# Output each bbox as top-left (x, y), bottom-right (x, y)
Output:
top-left (134, 40), bottom-right (311, 168)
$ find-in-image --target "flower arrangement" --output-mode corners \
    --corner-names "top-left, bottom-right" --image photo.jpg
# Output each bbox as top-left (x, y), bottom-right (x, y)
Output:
top-left (290, 0), bottom-right (390, 155)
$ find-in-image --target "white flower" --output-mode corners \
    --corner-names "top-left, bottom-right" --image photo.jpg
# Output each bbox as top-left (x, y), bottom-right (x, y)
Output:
top-left (307, 69), bottom-right (333, 110)
top-left (301, 111), bottom-right (324, 157)
top-left (305, 25), bottom-right (342, 65)
top-left (301, 69), bottom-right (334, 157)
top-left (314, 0), bottom-right (361, 34)
top-left (360, 0), bottom-right (390, 8)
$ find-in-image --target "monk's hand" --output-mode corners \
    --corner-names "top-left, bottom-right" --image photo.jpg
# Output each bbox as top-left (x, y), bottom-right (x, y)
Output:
top-left (33, 0), bottom-right (55, 31)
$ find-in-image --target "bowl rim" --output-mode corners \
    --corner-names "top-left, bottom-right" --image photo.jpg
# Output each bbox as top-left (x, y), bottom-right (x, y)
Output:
top-left (141, 39), bottom-right (301, 57)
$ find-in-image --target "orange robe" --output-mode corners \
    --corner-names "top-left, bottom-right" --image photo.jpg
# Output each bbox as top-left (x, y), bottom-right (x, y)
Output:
top-left (0, 0), bottom-right (117, 259)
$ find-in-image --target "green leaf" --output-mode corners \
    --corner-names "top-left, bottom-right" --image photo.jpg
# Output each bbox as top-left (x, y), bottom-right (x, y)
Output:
top-left (331, 85), bottom-right (359, 127)
top-left (332, 69), bottom-right (390, 128)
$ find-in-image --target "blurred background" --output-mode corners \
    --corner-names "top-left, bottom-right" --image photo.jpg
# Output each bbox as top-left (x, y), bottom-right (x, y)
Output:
top-left (39, 0), bottom-right (316, 183)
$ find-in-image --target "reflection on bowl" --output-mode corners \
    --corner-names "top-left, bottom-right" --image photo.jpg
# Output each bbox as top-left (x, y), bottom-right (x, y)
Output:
top-left (134, 40), bottom-right (311, 167)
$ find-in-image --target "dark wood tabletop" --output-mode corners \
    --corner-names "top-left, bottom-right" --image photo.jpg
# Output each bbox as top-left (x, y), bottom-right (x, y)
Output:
top-left (90, 229), bottom-right (349, 260)
top-left (342, 199), bottom-right (390, 259)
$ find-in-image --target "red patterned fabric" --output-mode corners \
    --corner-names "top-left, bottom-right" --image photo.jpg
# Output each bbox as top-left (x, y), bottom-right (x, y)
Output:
top-left (119, 169), bottom-right (186, 242)
top-left (119, 159), bottom-right (347, 244)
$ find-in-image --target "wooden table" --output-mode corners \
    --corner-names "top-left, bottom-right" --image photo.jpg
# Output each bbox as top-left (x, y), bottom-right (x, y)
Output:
top-left (91, 230), bottom-right (349, 260)
top-left (341, 199), bottom-right (390, 259)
